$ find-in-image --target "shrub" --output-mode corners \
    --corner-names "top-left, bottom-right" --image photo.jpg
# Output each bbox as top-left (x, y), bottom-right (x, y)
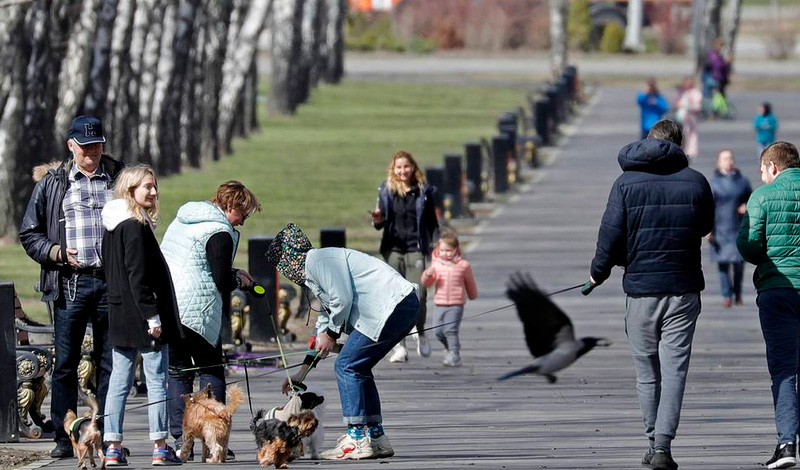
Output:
top-left (567, 0), bottom-right (592, 51)
top-left (345, 10), bottom-right (406, 52)
top-left (764, 25), bottom-right (797, 60)
top-left (599, 22), bottom-right (625, 54)
top-left (408, 37), bottom-right (437, 54)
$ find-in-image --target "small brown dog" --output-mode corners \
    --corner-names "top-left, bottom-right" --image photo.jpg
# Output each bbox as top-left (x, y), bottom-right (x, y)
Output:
top-left (251, 410), bottom-right (318, 468)
top-left (285, 411), bottom-right (319, 460)
top-left (63, 400), bottom-right (105, 469)
top-left (180, 384), bottom-right (244, 463)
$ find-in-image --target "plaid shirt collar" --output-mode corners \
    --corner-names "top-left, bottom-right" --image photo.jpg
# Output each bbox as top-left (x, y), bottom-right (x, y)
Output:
top-left (68, 160), bottom-right (110, 182)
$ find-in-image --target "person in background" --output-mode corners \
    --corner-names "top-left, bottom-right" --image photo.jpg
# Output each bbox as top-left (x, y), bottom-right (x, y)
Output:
top-left (101, 165), bottom-right (183, 466)
top-left (737, 142), bottom-right (800, 470)
top-left (637, 77), bottom-right (670, 140)
top-left (160, 180), bottom-right (261, 460)
top-left (19, 116), bottom-right (123, 458)
top-left (673, 75), bottom-right (703, 159)
top-left (754, 102), bottom-right (779, 158)
top-left (707, 150), bottom-right (751, 308)
top-left (706, 38), bottom-right (731, 98)
top-left (371, 150), bottom-right (439, 363)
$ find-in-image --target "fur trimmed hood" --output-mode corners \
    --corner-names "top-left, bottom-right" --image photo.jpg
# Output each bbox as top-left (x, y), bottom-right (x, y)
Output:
top-left (32, 161), bottom-right (61, 182)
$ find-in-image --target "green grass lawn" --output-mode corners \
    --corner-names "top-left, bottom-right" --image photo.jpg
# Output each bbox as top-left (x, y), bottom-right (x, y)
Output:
top-left (1, 79), bottom-right (524, 322)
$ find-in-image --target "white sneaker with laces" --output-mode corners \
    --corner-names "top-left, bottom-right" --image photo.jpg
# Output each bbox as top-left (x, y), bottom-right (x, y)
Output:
top-left (443, 351), bottom-right (461, 367)
top-left (371, 434), bottom-right (395, 458)
top-left (320, 434), bottom-right (374, 460)
top-left (417, 335), bottom-right (431, 357)
top-left (388, 344), bottom-right (408, 363)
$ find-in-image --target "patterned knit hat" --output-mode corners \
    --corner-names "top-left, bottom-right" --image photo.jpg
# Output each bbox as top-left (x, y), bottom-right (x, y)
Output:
top-left (266, 223), bottom-right (313, 285)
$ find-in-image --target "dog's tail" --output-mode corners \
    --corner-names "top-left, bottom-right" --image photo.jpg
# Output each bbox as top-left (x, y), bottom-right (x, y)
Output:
top-left (250, 409), bottom-right (266, 432)
top-left (84, 394), bottom-right (100, 420)
top-left (226, 384), bottom-right (245, 415)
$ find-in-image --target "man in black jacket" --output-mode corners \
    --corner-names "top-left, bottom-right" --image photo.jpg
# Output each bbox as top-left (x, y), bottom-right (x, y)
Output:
top-left (583, 120), bottom-right (714, 470)
top-left (19, 116), bottom-right (123, 458)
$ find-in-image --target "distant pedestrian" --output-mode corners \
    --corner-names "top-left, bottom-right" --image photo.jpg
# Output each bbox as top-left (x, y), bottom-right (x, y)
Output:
top-left (754, 102), bottom-right (779, 157)
top-left (673, 76), bottom-right (702, 159)
top-left (707, 150), bottom-right (751, 308)
top-left (371, 150), bottom-right (440, 363)
top-left (637, 77), bottom-right (670, 139)
top-left (420, 231), bottom-right (478, 367)
top-left (705, 38), bottom-right (731, 98)
top-left (737, 142), bottom-right (800, 470)
top-left (583, 120), bottom-right (714, 469)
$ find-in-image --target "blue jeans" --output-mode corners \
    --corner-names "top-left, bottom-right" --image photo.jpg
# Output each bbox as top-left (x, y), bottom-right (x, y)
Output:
top-left (104, 345), bottom-right (169, 442)
top-left (168, 327), bottom-right (226, 440)
top-left (718, 262), bottom-right (744, 300)
top-left (51, 273), bottom-right (112, 443)
top-left (757, 288), bottom-right (800, 444)
top-left (335, 292), bottom-right (418, 425)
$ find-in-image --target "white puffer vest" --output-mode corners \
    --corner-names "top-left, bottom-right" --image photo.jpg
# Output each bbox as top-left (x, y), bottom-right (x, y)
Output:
top-left (160, 201), bottom-right (238, 345)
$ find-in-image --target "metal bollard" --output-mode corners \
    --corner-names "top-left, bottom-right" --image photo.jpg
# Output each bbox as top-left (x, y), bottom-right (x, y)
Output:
top-left (248, 237), bottom-right (277, 343)
top-left (491, 135), bottom-right (510, 194)
top-left (443, 154), bottom-right (464, 219)
top-left (557, 77), bottom-right (571, 115)
top-left (320, 227), bottom-right (346, 248)
top-left (464, 143), bottom-right (483, 202)
top-left (0, 282), bottom-right (19, 442)
top-left (534, 98), bottom-right (552, 146)
top-left (563, 66), bottom-right (577, 101)
top-left (425, 166), bottom-right (446, 216)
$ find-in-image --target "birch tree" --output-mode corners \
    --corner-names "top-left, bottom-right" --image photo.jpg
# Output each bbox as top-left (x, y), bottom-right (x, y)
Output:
top-left (199, 0), bottom-right (233, 161)
top-left (146, 1), bottom-right (177, 172)
top-left (623, 0), bottom-right (644, 52)
top-left (83, 0), bottom-right (117, 117)
top-left (548, 0), bottom-right (568, 76)
top-left (269, 0), bottom-right (305, 116)
top-left (696, 0), bottom-right (722, 73)
top-left (723, 0), bottom-right (743, 63)
top-left (105, 0), bottom-right (135, 157)
top-left (322, 0), bottom-right (345, 84)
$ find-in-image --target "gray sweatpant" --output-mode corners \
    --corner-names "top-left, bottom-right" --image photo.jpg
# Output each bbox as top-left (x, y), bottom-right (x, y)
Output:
top-left (625, 293), bottom-right (701, 449)
top-left (433, 305), bottom-right (464, 354)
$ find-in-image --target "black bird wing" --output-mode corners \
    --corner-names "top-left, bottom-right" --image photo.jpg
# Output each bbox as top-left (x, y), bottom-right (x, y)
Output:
top-left (506, 272), bottom-right (575, 358)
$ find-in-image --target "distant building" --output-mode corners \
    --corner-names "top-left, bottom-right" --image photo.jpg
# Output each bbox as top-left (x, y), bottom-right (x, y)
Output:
top-left (348, 0), bottom-right (404, 12)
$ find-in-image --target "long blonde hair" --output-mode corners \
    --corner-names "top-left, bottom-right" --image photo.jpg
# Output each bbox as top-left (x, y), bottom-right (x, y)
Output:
top-left (114, 164), bottom-right (159, 227)
top-left (386, 150), bottom-right (426, 195)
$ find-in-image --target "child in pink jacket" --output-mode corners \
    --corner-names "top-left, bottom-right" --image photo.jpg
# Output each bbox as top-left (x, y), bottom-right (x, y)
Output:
top-left (420, 231), bottom-right (478, 366)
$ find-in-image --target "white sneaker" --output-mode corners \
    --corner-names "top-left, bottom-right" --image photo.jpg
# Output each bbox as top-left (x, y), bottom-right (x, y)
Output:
top-left (371, 434), bottom-right (395, 458)
top-left (319, 434), bottom-right (374, 460)
top-left (417, 335), bottom-right (432, 357)
top-left (443, 351), bottom-right (461, 367)
top-left (388, 344), bottom-right (408, 363)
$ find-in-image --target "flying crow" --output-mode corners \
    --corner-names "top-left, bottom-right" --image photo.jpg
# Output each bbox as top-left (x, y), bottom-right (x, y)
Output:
top-left (499, 272), bottom-right (611, 383)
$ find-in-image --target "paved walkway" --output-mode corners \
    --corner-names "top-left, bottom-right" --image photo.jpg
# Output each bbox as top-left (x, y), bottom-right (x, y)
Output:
top-left (18, 85), bottom-right (800, 469)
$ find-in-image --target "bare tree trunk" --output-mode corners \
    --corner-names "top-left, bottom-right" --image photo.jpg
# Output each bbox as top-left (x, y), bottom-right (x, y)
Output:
top-left (624, 0), bottom-right (644, 52)
top-left (311, 0), bottom-right (327, 87)
top-left (82, 0), bottom-right (117, 117)
top-left (199, 0), bottom-right (233, 161)
top-left (269, 0), bottom-right (305, 116)
top-left (124, 0), bottom-right (159, 163)
top-left (218, 0), bottom-right (271, 152)
top-left (136, 2), bottom-right (167, 164)
top-left (696, 0), bottom-right (722, 73)
top-left (106, 0), bottom-right (135, 157)
top-left (296, 0), bottom-right (321, 105)
top-left (146, 1), bottom-right (177, 173)
top-left (183, 6), bottom-right (205, 167)
top-left (322, 0), bottom-right (344, 84)
top-left (163, 0), bottom-right (199, 173)
top-left (0, 4), bottom-right (27, 239)
top-left (53, 0), bottom-right (101, 140)
top-left (723, 0), bottom-right (743, 63)
top-left (548, 0), bottom-right (568, 76)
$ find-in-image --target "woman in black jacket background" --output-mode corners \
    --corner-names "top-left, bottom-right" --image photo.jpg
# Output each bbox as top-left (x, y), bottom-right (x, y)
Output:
top-left (100, 164), bottom-right (183, 466)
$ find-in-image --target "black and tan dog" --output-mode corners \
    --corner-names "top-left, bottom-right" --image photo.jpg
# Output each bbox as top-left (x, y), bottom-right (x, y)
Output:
top-left (251, 410), bottom-right (300, 469)
top-left (63, 401), bottom-right (105, 469)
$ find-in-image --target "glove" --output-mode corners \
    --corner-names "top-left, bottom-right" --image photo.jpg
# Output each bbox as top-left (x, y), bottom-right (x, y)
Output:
top-left (581, 280), bottom-right (598, 296)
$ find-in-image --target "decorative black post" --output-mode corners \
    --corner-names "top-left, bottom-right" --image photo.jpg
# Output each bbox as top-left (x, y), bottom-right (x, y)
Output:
top-left (248, 237), bottom-right (277, 343)
top-left (320, 227), bottom-right (346, 248)
top-left (491, 135), bottom-right (510, 194)
top-left (535, 97), bottom-right (552, 146)
top-left (425, 166), bottom-right (446, 214)
top-left (465, 142), bottom-right (483, 202)
top-left (0, 282), bottom-right (19, 442)
top-left (443, 154), bottom-right (463, 219)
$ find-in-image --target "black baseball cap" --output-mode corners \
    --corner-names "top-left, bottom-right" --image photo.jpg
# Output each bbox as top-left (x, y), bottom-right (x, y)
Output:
top-left (67, 115), bottom-right (106, 145)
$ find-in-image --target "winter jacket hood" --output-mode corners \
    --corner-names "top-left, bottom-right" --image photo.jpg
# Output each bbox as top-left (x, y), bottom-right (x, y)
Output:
top-left (617, 139), bottom-right (688, 175)
top-left (102, 199), bottom-right (135, 231)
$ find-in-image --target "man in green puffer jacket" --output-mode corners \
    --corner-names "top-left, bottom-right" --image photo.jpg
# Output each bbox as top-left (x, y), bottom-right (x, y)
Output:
top-left (737, 141), bottom-right (800, 470)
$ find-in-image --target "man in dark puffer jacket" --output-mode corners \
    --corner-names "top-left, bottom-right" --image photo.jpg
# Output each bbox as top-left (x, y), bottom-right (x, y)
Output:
top-left (584, 120), bottom-right (714, 470)
top-left (737, 142), bottom-right (800, 470)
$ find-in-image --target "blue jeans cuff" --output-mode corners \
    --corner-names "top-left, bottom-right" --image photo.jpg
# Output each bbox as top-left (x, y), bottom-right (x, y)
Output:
top-left (343, 414), bottom-right (381, 426)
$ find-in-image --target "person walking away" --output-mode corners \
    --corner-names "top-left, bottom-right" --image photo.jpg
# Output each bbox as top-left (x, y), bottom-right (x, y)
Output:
top-left (582, 119), bottom-right (715, 469)
top-left (708, 149), bottom-right (751, 308)
top-left (737, 142), bottom-right (800, 470)
top-left (19, 116), bottom-right (123, 458)
top-left (706, 38), bottom-right (731, 98)
top-left (637, 78), bottom-right (670, 140)
top-left (420, 231), bottom-right (478, 367)
top-left (674, 76), bottom-right (703, 159)
top-left (269, 223), bottom-right (418, 460)
top-left (371, 150), bottom-right (439, 363)
top-left (754, 102), bottom-right (779, 158)
top-left (160, 180), bottom-right (261, 460)
top-left (101, 165), bottom-right (184, 466)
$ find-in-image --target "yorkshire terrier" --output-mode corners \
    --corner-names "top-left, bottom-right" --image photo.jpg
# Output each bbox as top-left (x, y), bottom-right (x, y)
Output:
top-left (267, 388), bottom-right (325, 459)
top-left (63, 399), bottom-right (105, 469)
top-left (251, 410), bottom-right (318, 468)
top-left (180, 383), bottom-right (244, 463)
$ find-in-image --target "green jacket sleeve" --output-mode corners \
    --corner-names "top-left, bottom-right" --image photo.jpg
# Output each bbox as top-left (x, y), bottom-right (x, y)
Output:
top-left (737, 194), bottom-right (767, 265)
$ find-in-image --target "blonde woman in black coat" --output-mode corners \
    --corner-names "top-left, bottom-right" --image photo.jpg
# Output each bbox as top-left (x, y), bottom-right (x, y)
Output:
top-left (100, 164), bottom-right (183, 466)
